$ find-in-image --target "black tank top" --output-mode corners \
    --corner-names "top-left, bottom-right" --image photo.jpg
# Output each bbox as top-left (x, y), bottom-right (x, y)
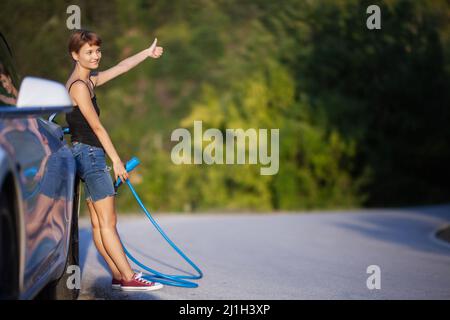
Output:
top-left (65, 79), bottom-right (103, 149)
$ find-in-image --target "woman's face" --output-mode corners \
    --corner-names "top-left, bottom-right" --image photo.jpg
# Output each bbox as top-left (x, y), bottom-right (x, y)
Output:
top-left (0, 74), bottom-right (14, 94)
top-left (73, 43), bottom-right (102, 70)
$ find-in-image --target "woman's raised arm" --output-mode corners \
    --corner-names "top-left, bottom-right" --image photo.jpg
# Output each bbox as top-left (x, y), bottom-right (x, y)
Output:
top-left (93, 38), bottom-right (163, 87)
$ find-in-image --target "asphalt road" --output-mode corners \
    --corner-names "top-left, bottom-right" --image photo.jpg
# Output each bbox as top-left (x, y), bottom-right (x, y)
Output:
top-left (78, 205), bottom-right (450, 300)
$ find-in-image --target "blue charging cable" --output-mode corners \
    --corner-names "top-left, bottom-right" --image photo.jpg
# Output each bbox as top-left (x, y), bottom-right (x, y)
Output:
top-left (115, 157), bottom-right (203, 288)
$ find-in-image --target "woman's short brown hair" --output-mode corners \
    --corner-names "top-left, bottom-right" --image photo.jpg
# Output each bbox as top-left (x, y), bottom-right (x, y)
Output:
top-left (68, 29), bottom-right (102, 56)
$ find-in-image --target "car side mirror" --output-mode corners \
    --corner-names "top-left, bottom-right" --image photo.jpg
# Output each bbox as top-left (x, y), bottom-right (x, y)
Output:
top-left (16, 76), bottom-right (72, 108)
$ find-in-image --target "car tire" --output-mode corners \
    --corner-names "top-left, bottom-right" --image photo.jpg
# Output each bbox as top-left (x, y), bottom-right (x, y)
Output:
top-left (0, 189), bottom-right (19, 300)
top-left (36, 193), bottom-right (80, 300)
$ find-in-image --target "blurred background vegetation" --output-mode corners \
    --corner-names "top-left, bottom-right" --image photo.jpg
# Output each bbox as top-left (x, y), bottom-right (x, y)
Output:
top-left (1, 0), bottom-right (449, 213)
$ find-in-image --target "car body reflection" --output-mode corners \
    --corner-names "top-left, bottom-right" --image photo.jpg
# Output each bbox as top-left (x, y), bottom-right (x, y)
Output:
top-left (0, 117), bottom-right (76, 291)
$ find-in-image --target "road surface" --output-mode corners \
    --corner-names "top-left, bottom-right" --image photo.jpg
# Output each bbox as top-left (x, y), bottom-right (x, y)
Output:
top-left (77, 205), bottom-right (450, 300)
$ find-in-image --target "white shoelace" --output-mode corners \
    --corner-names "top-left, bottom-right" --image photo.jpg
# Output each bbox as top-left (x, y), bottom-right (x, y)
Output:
top-left (134, 272), bottom-right (153, 285)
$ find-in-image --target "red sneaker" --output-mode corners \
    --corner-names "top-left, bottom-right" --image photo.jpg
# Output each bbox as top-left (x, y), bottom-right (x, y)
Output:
top-left (120, 272), bottom-right (163, 291)
top-left (112, 278), bottom-right (121, 290)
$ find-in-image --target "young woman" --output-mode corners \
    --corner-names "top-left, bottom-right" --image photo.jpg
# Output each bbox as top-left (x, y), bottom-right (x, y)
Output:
top-left (66, 29), bottom-right (163, 291)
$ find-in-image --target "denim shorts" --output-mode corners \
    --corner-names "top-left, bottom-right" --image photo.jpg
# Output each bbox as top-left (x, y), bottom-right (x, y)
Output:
top-left (71, 141), bottom-right (117, 202)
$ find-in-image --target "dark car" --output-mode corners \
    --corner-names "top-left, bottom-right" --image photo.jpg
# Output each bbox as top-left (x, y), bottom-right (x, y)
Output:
top-left (0, 33), bottom-right (80, 300)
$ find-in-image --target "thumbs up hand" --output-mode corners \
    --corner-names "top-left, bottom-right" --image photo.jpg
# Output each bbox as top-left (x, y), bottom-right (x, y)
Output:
top-left (148, 38), bottom-right (164, 59)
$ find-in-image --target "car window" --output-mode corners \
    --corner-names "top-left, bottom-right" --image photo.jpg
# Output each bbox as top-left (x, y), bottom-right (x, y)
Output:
top-left (0, 34), bottom-right (20, 107)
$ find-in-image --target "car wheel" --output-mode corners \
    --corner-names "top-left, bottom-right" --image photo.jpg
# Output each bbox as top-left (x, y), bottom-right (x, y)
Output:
top-left (0, 189), bottom-right (19, 300)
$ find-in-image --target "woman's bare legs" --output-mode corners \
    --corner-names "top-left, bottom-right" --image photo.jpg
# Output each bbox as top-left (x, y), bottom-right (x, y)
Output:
top-left (86, 200), bottom-right (122, 280)
top-left (87, 196), bottom-right (134, 281)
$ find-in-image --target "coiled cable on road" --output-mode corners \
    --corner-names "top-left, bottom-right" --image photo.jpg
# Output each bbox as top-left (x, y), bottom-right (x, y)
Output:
top-left (116, 157), bottom-right (203, 288)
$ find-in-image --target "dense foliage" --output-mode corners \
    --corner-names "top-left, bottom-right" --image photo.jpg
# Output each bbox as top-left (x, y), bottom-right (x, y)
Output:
top-left (2, 0), bottom-right (449, 212)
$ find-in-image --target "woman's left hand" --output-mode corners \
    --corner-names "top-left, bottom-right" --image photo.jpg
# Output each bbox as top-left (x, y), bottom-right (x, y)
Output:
top-left (148, 38), bottom-right (163, 59)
